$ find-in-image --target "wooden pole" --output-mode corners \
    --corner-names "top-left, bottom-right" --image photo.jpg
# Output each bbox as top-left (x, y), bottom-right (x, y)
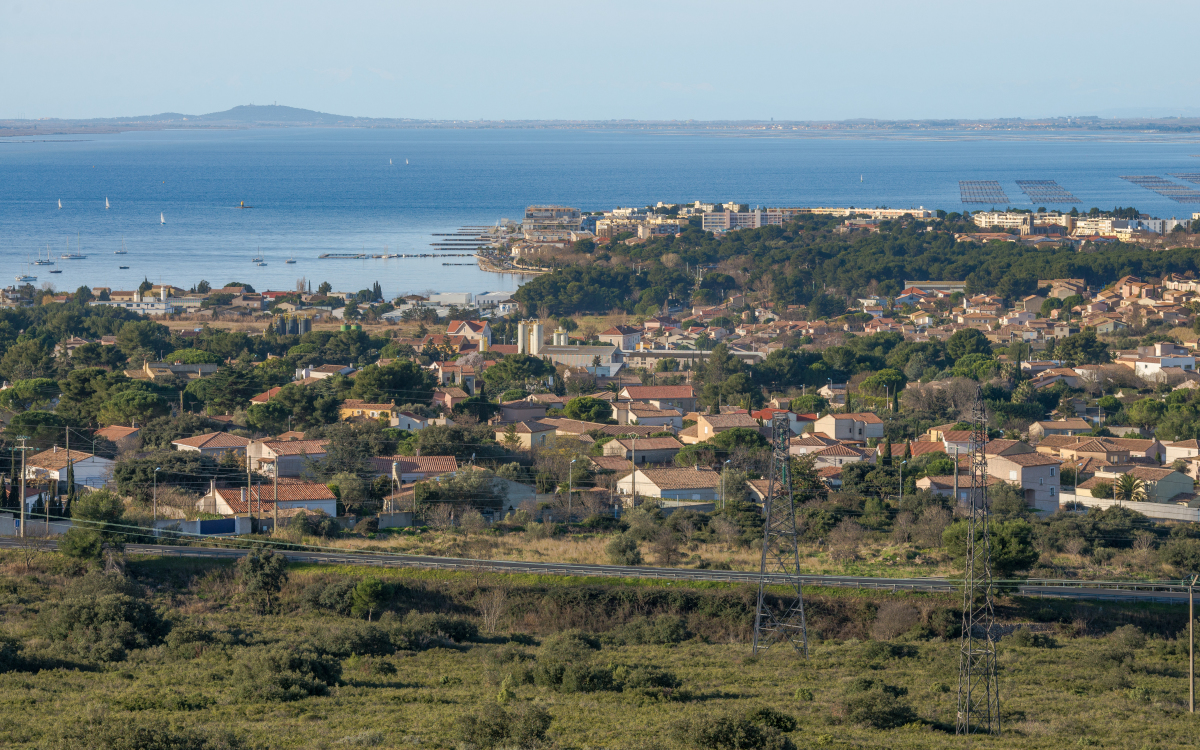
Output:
top-left (1191, 576), bottom-right (1196, 714)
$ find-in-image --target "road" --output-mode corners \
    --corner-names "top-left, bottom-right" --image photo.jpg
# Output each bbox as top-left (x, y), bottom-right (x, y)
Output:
top-left (1, 537), bottom-right (1189, 604)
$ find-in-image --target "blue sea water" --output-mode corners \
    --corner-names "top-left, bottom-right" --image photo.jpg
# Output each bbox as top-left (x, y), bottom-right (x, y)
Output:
top-left (3, 127), bottom-right (1200, 298)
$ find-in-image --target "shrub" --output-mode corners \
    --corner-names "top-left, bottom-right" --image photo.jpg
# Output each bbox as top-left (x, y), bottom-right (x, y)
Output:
top-left (605, 615), bottom-right (691, 646)
top-left (862, 641), bottom-right (917, 660)
top-left (1004, 627), bottom-right (1055, 648)
top-left (237, 547), bottom-right (288, 614)
top-left (669, 711), bottom-right (796, 750)
top-left (164, 622), bottom-right (215, 660)
top-left (456, 702), bottom-right (551, 750)
top-left (303, 579), bottom-right (358, 615)
top-left (232, 646), bottom-right (341, 701)
top-left (538, 630), bottom-right (600, 663)
top-left (51, 717), bottom-right (243, 750)
top-left (290, 511), bottom-right (341, 538)
top-left (394, 611), bottom-right (478, 649)
top-left (840, 679), bottom-right (916, 729)
top-left (1091, 482), bottom-right (1113, 499)
top-left (58, 527), bottom-right (104, 560)
top-left (606, 534), bottom-right (643, 565)
top-left (869, 602), bottom-right (920, 641)
top-left (1110, 624), bottom-right (1147, 650)
top-left (1159, 538), bottom-right (1200, 573)
top-left (351, 576), bottom-right (386, 621)
top-left (310, 622), bottom-right (394, 657)
top-left (39, 574), bottom-right (167, 662)
top-left (0, 635), bottom-right (25, 674)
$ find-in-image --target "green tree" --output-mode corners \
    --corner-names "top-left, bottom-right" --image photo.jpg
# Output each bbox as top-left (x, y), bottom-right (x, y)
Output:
top-left (349, 361), bottom-right (436, 404)
top-left (0, 340), bottom-right (53, 381)
top-left (480, 354), bottom-right (554, 388)
top-left (1113, 474), bottom-right (1147, 503)
top-left (563, 396), bottom-right (613, 423)
top-left (164, 348), bottom-right (221, 364)
top-left (115, 320), bottom-right (171, 362)
top-left (859, 368), bottom-right (905, 396)
top-left (1054, 330), bottom-right (1111, 365)
top-left (1125, 398), bottom-right (1167, 429)
top-left (350, 577), bottom-right (386, 621)
top-left (0, 378), bottom-right (60, 411)
top-left (238, 547), bottom-right (289, 614)
top-left (946, 328), bottom-right (992, 360)
top-left (943, 519), bottom-right (1038, 576)
top-left (97, 390), bottom-right (170, 427)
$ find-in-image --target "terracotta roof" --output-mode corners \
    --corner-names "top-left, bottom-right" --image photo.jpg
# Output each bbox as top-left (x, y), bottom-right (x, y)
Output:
top-left (1127, 467), bottom-right (1178, 481)
top-left (631, 467), bottom-right (720, 489)
top-left (274, 431), bottom-right (307, 441)
top-left (817, 466), bottom-right (844, 479)
top-left (994, 453), bottom-right (1062, 467)
top-left (815, 444), bottom-right (866, 458)
top-left (173, 432), bottom-right (251, 450)
top-left (1037, 435), bottom-right (1084, 449)
top-left (791, 435), bottom-right (839, 447)
top-left (591, 456), bottom-right (635, 473)
top-left (907, 441), bottom-right (949, 457)
top-left (942, 430), bottom-right (976, 443)
top-left (827, 412), bottom-right (884, 423)
top-left (94, 425), bottom-right (139, 441)
top-left (612, 437), bottom-right (683, 451)
top-left (592, 424), bottom-right (667, 438)
top-left (678, 425), bottom-right (699, 439)
top-left (341, 399), bottom-right (395, 411)
top-left (1069, 439), bottom-right (1120, 454)
top-left (370, 455), bottom-right (458, 475)
top-left (250, 386), bottom-right (285, 403)
top-left (495, 420), bottom-right (556, 434)
top-left (261, 439), bottom-right (329, 456)
top-left (1033, 418), bottom-right (1091, 430)
top-left (215, 481), bottom-right (336, 512)
top-left (983, 439), bottom-right (1023, 454)
top-left (27, 448), bottom-right (99, 471)
top-left (621, 385), bottom-right (695, 399)
top-left (1105, 438), bottom-right (1158, 452)
top-left (436, 387), bottom-right (470, 399)
top-left (1169, 439), bottom-right (1200, 449)
top-left (701, 414), bottom-right (760, 429)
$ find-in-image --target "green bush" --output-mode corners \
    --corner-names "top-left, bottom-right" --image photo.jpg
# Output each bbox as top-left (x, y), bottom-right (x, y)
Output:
top-left (840, 679), bottom-right (917, 729)
top-left (606, 534), bottom-right (643, 565)
top-left (52, 717), bottom-right (243, 750)
top-left (232, 646), bottom-right (341, 701)
top-left (669, 710), bottom-right (797, 750)
top-left (605, 615), bottom-right (691, 646)
top-left (310, 622), bottom-right (394, 657)
top-left (1110, 624), bottom-right (1146, 650)
top-left (58, 527), bottom-right (103, 560)
top-left (39, 574), bottom-right (167, 662)
top-left (456, 702), bottom-right (551, 750)
top-left (164, 622), bottom-right (215, 660)
top-left (394, 611), bottom-right (478, 649)
top-left (303, 579), bottom-right (358, 615)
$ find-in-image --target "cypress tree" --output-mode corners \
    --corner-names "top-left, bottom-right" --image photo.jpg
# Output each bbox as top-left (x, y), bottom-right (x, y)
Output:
top-left (65, 463), bottom-right (75, 517)
top-left (882, 436), bottom-right (893, 468)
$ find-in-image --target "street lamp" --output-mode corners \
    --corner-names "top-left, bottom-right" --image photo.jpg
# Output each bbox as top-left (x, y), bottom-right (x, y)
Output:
top-left (153, 467), bottom-right (161, 524)
top-left (721, 459), bottom-right (732, 510)
top-left (568, 459), bottom-right (577, 522)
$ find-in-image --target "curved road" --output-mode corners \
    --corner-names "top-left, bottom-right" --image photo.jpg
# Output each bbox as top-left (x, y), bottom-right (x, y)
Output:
top-left (2, 538), bottom-right (1188, 604)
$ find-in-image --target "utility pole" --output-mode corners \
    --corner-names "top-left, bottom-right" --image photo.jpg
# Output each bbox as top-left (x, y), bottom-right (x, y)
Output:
top-left (153, 467), bottom-right (160, 523)
top-left (752, 412), bottom-right (808, 656)
top-left (1190, 574), bottom-right (1197, 714)
top-left (17, 437), bottom-right (29, 538)
top-left (956, 386), bottom-right (1000, 736)
top-left (568, 459), bottom-right (576, 522)
top-left (273, 464), bottom-right (279, 535)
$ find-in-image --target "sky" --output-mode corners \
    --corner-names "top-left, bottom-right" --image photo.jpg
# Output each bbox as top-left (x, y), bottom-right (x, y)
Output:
top-left (4, 0), bottom-right (1200, 122)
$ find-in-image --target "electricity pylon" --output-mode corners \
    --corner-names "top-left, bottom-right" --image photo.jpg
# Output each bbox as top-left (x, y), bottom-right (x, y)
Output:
top-left (956, 387), bottom-right (1000, 735)
top-left (752, 412), bottom-right (808, 655)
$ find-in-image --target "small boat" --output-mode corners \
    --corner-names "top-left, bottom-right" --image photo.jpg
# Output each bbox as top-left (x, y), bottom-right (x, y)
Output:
top-left (58, 199), bottom-right (62, 209)
top-left (49, 269), bottom-right (62, 274)
top-left (285, 258), bottom-right (296, 264)
top-left (160, 212), bottom-right (165, 225)
top-left (405, 158), bottom-right (409, 165)
top-left (105, 197), bottom-right (110, 209)
top-left (61, 253), bottom-right (86, 259)
top-left (115, 238), bottom-right (128, 254)
top-left (251, 256), bottom-right (263, 263)
top-left (16, 274), bottom-right (36, 282)
top-left (389, 158), bottom-right (393, 165)
top-left (257, 262), bottom-right (268, 266)
top-left (119, 265), bottom-right (129, 269)
top-left (33, 247), bottom-right (54, 266)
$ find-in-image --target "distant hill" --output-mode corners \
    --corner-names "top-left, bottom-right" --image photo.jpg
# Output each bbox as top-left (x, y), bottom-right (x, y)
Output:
top-left (125, 105), bottom-right (353, 124)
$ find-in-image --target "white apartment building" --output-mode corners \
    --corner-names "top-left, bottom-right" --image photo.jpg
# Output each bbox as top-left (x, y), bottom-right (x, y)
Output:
top-left (522, 205), bottom-right (583, 242)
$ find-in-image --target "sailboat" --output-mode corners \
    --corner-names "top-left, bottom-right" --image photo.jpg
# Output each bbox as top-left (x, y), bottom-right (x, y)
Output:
top-left (405, 158), bottom-right (409, 165)
top-left (114, 238), bottom-right (127, 255)
top-left (62, 233), bottom-right (87, 259)
top-left (105, 197), bottom-right (110, 209)
top-left (160, 212), bottom-right (165, 225)
top-left (389, 158), bottom-right (393, 165)
top-left (33, 246), bottom-right (54, 266)
top-left (285, 257), bottom-right (296, 264)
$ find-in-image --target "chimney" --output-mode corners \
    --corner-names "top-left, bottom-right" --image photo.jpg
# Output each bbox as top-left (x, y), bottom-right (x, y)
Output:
top-left (241, 487), bottom-right (247, 506)
top-left (53, 446), bottom-right (58, 453)
top-left (210, 478), bottom-right (216, 495)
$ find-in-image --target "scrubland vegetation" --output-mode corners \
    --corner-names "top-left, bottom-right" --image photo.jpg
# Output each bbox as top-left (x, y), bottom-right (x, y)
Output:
top-left (1, 548), bottom-right (1198, 749)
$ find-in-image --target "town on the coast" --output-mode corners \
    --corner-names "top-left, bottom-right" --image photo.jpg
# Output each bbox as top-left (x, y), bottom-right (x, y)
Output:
top-left (5, 197), bottom-right (1200, 545)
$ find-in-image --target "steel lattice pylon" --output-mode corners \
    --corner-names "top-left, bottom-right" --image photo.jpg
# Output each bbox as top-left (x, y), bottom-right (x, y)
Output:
top-left (752, 412), bottom-right (808, 655)
top-left (956, 387), bottom-right (1001, 735)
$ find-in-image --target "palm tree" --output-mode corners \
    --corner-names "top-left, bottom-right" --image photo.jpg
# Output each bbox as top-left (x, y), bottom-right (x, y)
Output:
top-left (1113, 473), bottom-right (1146, 503)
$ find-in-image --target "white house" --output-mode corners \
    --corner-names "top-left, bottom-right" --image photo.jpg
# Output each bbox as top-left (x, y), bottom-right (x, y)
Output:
top-left (196, 480), bottom-right (338, 517)
top-left (615, 467), bottom-right (720, 501)
top-left (24, 448), bottom-right (113, 488)
top-left (171, 432), bottom-right (250, 456)
top-left (812, 413), bottom-right (885, 441)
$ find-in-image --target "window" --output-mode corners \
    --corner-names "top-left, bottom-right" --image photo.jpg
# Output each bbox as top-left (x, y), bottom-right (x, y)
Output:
top-left (1050, 467), bottom-right (1056, 476)
top-left (1009, 470), bottom-right (1017, 480)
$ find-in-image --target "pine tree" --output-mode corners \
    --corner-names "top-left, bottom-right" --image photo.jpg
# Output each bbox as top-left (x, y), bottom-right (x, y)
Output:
top-left (882, 436), bottom-right (893, 468)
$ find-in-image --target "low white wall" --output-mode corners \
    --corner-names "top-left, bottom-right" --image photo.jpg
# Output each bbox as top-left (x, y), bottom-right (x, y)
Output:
top-left (1060, 492), bottom-right (1200, 522)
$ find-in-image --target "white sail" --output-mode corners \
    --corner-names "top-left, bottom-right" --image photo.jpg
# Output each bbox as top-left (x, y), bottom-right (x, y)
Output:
top-left (160, 212), bottom-right (165, 225)
top-left (106, 197), bottom-right (110, 209)
top-left (405, 159), bottom-right (409, 165)
top-left (58, 199), bottom-right (62, 209)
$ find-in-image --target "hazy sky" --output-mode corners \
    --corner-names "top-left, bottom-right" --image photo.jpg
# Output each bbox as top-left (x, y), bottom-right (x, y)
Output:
top-left (4, 0), bottom-right (1199, 121)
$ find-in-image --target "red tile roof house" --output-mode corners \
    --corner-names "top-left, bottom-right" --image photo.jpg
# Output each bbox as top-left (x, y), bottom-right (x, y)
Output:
top-left (369, 455), bottom-right (459, 482)
top-left (24, 448), bottom-right (114, 489)
top-left (196, 479), bottom-right (337, 518)
top-left (94, 425), bottom-right (141, 452)
top-left (618, 385), bottom-right (697, 412)
top-left (433, 387), bottom-right (470, 411)
top-left (247, 439), bottom-right (330, 477)
top-left (171, 432), bottom-right (251, 457)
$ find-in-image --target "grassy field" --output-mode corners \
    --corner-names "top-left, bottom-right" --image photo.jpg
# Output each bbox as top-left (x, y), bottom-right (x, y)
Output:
top-left (1, 551), bottom-right (1197, 749)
